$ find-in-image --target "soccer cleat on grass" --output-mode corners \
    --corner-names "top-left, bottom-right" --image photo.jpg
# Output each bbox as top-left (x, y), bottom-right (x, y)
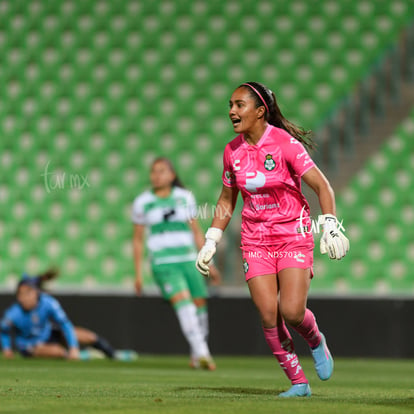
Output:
top-left (311, 332), bottom-right (333, 380)
top-left (278, 383), bottom-right (311, 398)
top-left (79, 349), bottom-right (105, 360)
top-left (113, 350), bottom-right (139, 362)
top-left (198, 356), bottom-right (216, 371)
top-left (189, 356), bottom-right (199, 369)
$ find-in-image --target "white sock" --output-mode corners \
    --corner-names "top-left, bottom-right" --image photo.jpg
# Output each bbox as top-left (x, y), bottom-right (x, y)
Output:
top-left (175, 302), bottom-right (210, 359)
top-left (197, 307), bottom-right (209, 341)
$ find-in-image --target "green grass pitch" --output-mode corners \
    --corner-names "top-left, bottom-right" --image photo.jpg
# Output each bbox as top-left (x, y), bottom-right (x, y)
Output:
top-left (0, 355), bottom-right (413, 414)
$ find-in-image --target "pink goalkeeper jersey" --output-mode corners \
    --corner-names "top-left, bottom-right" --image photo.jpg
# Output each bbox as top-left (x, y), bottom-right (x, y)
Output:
top-left (222, 125), bottom-right (315, 246)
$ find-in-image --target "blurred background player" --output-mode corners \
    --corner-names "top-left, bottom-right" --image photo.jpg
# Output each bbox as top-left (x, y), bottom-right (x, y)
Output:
top-left (1, 277), bottom-right (81, 359)
top-left (196, 81), bottom-right (349, 396)
top-left (132, 157), bottom-right (220, 370)
top-left (1, 271), bottom-right (129, 360)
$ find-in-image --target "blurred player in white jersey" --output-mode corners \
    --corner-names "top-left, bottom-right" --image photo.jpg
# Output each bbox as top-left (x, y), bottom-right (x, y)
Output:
top-left (132, 157), bottom-right (220, 370)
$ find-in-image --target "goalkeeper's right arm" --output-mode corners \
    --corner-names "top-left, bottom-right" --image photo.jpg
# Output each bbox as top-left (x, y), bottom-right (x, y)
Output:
top-left (195, 185), bottom-right (239, 277)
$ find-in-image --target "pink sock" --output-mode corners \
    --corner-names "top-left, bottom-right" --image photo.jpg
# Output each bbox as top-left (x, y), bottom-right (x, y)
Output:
top-left (292, 309), bottom-right (322, 349)
top-left (263, 323), bottom-right (308, 385)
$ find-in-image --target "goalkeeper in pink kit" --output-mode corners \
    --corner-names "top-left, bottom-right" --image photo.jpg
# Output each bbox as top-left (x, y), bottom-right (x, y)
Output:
top-left (196, 82), bottom-right (349, 397)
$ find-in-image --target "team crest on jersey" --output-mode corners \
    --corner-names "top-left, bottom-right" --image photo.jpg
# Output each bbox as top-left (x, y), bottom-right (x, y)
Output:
top-left (243, 259), bottom-right (249, 274)
top-left (264, 154), bottom-right (275, 171)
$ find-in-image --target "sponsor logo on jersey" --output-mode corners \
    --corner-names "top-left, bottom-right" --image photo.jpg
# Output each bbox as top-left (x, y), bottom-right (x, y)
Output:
top-left (296, 225), bottom-right (309, 234)
top-left (294, 252), bottom-right (306, 263)
top-left (296, 150), bottom-right (308, 160)
top-left (245, 171), bottom-right (266, 192)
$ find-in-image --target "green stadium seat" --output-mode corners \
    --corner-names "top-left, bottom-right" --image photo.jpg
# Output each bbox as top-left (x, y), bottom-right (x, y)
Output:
top-left (320, 107), bottom-right (414, 295)
top-left (0, 0), bottom-right (413, 292)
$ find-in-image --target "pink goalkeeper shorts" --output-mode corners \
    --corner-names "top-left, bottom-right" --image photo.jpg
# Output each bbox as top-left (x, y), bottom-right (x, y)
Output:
top-left (241, 240), bottom-right (314, 281)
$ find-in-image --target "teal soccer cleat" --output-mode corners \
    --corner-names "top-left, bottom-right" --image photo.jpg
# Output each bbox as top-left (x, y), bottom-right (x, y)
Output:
top-left (278, 383), bottom-right (311, 398)
top-left (114, 350), bottom-right (139, 362)
top-left (311, 333), bottom-right (334, 380)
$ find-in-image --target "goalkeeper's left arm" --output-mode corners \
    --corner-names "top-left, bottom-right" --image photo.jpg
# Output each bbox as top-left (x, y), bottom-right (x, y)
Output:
top-left (302, 166), bottom-right (350, 260)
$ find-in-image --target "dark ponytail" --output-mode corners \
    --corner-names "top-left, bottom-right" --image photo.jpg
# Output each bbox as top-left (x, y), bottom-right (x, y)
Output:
top-left (151, 157), bottom-right (185, 188)
top-left (240, 82), bottom-right (315, 151)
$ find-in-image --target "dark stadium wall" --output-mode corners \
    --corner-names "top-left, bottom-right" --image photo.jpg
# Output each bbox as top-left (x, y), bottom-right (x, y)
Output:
top-left (0, 295), bottom-right (413, 358)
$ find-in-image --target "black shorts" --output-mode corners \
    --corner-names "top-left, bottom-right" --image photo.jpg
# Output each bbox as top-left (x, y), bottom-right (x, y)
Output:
top-left (46, 327), bottom-right (65, 345)
top-left (18, 328), bottom-right (65, 357)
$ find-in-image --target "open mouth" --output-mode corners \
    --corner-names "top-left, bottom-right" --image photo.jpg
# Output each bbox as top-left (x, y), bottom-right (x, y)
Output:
top-left (231, 118), bottom-right (241, 127)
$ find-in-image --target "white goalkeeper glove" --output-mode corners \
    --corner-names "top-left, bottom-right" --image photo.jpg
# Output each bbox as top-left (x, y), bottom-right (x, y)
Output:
top-left (320, 214), bottom-right (350, 260)
top-left (196, 227), bottom-right (223, 277)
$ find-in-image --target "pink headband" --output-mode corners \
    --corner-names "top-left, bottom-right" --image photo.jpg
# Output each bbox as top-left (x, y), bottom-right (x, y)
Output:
top-left (242, 83), bottom-right (269, 113)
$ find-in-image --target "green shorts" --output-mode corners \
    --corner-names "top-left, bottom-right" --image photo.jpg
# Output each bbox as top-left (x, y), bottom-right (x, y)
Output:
top-left (151, 261), bottom-right (208, 301)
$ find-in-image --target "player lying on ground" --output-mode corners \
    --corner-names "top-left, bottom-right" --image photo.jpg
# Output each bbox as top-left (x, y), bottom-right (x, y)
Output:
top-left (0, 276), bottom-right (121, 360)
